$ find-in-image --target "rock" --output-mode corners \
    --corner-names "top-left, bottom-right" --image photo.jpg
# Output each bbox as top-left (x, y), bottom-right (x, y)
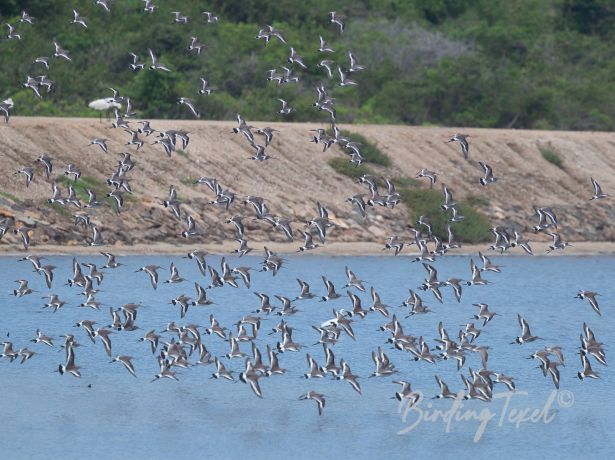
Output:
top-left (367, 225), bottom-right (387, 238)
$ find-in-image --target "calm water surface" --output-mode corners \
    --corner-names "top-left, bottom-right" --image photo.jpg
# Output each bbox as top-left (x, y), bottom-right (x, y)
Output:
top-left (0, 254), bottom-right (613, 459)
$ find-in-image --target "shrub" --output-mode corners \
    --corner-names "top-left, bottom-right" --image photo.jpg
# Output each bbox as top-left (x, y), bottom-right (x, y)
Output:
top-left (539, 145), bottom-right (564, 169)
top-left (328, 157), bottom-right (373, 181)
top-left (399, 188), bottom-right (491, 243)
top-left (330, 130), bottom-right (392, 167)
top-left (56, 175), bottom-right (107, 203)
top-left (391, 176), bottom-right (421, 189)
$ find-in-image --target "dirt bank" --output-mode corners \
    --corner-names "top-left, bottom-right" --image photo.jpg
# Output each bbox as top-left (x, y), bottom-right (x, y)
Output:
top-left (0, 117), bottom-right (613, 253)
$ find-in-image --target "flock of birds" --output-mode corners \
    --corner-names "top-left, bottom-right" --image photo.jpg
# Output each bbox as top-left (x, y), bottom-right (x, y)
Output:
top-left (0, 2), bottom-right (611, 417)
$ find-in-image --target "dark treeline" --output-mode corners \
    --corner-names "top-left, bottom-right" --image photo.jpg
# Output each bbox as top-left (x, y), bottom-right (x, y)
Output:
top-left (1, 0), bottom-right (614, 130)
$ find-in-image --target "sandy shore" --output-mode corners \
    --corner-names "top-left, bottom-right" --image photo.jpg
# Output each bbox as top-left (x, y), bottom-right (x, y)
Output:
top-left (1, 241), bottom-right (614, 257)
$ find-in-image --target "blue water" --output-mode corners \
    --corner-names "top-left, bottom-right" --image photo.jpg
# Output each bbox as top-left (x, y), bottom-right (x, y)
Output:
top-left (0, 254), bottom-right (613, 459)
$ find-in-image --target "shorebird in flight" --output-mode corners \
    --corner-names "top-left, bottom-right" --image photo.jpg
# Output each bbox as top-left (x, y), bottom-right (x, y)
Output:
top-left (57, 346), bottom-right (81, 378)
top-left (110, 355), bottom-right (137, 377)
top-left (446, 133), bottom-right (470, 159)
top-left (203, 12), bottom-right (219, 23)
top-left (6, 23), bottom-right (21, 40)
top-left (71, 10), bottom-right (88, 28)
top-left (199, 78), bottom-right (214, 95)
top-left (135, 265), bottom-right (161, 289)
top-left (187, 36), bottom-right (205, 55)
top-left (478, 161), bottom-right (497, 185)
top-left (416, 168), bottom-right (437, 188)
top-left (171, 11), bottom-right (189, 24)
top-left (300, 391), bottom-right (326, 415)
top-left (96, 0), bottom-right (111, 12)
top-left (590, 177), bottom-right (610, 200)
top-left (466, 259), bottom-right (490, 286)
top-left (533, 206), bottom-right (558, 232)
top-left (337, 66), bottom-right (357, 86)
top-left (577, 354), bottom-right (600, 380)
top-left (320, 276), bottom-right (341, 302)
top-left (20, 11), bottom-right (35, 24)
top-left (288, 47), bottom-right (307, 69)
top-left (433, 376), bottom-right (457, 399)
top-left (329, 11), bottom-right (345, 32)
top-left (89, 138), bottom-right (108, 153)
top-left (318, 36), bottom-right (334, 53)
top-left (148, 49), bottom-right (171, 71)
top-left (512, 314), bottom-right (540, 344)
top-left (337, 359), bottom-right (361, 394)
top-left (393, 380), bottom-right (420, 404)
top-left (472, 303), bottom-right (497, 326)
top-left (546, 232), bottom-right (571, 253)
top-left (343, 266), bottom-right (366, 292)
top-left (348, 51), bottom-right (366, 72)
top-left (239, 358), bottom-right (263, 398)
top-left (15, 167), bottom-right (34, 187)
top-left (478, 251), bottom-right (502, 272)
top-left (277, 98), bottom-right (295, 115)
top-left (129, 52), bottom-right (145, 71)
top-left (53, 41), bottom-right (71, 61)
top-left (575, 290), bottom-right (602, 316)
top-left (177, 97), bottom-right (200, 118)
top-left (0, 98), bottom-right (12, 123)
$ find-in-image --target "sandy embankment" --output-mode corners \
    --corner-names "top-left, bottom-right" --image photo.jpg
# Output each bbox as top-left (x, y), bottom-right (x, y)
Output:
top-left (1, 117), bottom-right (614, 255)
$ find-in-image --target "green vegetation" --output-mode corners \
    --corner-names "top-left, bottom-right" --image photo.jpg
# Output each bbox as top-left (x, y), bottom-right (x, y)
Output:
top-left (47, 201), bottom-right (71, 218)
top-left (180, 177), bottom-right (197, 187)
top-left (327, 157), bottom-right (372, 180)
top-left (327, 129), bottom-right (489, 242)
top-left (1, 1), bottom-right (614, 130)
top-left (465, 194), bottom-right (490, 208)
top-left (349, 133), bottom-right (390, 166)
top-left (539, 145), bottom-right (564, 169)
top-left (392, 176), bottom-right (421, 189)
top-left (0, 190), bottom-right (18, 201)
top-left (331, 130), bottom-right (391, 166)
top-left (56, 175), bottom-right (106, 202)
top-left (399, 188), bottom-right (491, 243)
top-left (327, 129), bottom-right (390, 179)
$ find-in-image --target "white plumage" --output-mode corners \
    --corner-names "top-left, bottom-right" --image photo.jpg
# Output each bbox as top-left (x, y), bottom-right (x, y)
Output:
top-left (88, 97), bottom-right (121, 122)
top-left (88, 97), bottom-right (121, 111)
